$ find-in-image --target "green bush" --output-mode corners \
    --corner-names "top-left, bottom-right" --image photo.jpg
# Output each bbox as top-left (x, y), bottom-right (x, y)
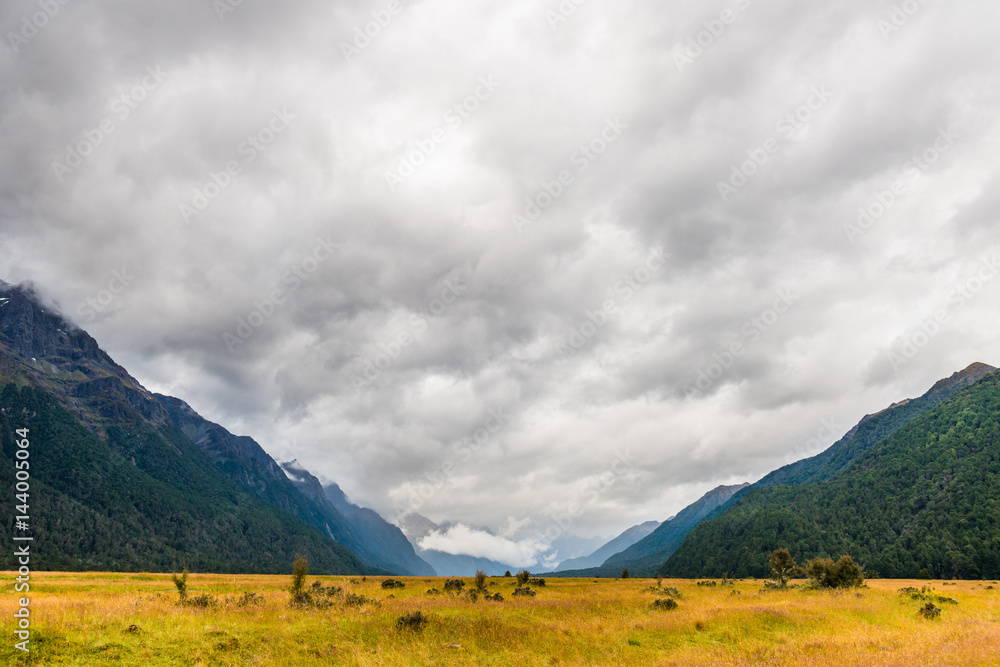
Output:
top-left (652, 598), bottom-right (678, 610)
top-left (475, 570), bottom-right (488, 591)
top-left (804, 555), bottom-right (864, 589)
top-left (171, 569), bottom-right (189, 602)
top-left (396, 611), bottom-right (428, 632)
top-left (515, 570), bottom-right (531, 586)
top-left (381, 579), bottom-right (405, 590)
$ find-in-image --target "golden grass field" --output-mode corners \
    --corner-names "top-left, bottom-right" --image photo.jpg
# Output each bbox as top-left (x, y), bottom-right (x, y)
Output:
top-left (3, 572), bottom-right (1000, 666)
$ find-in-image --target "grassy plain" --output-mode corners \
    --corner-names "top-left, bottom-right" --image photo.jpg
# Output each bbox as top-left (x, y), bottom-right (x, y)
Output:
top-left (3, 572), bottom-right (1000, 666)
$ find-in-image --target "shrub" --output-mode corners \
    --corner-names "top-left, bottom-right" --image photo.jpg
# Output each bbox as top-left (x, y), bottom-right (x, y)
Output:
top-left (504, 570), bottom-right (512, 577)
top-left (512, 587), bottom-right (536, 597)
top-left (344, 593), bottom-right (379, 607)
top-left (918, 602), bottom-right (941, 620)
top-left (235, 592), bottom-right (264, 607)
top-left (171, 569), bottom-right (189, 602)
top-left (515, 570), bottom-right (531, 586)
top-left (290, 555), bottom-right (308, 597)
top-left (697, 580), bottom-right (718, 587)
top-left (621, 569), bottom-right (630, 579)
top-left (465, 589), bottom-right (480, 603)
top-left (426, 588), bottom-right (441, 596)
top-left (475, 570), bottom-right (488, 591)
top-left (768, 548), bottom-right (801, 587)
top-left (804, 555), bottom-right (864, 589)
top-left (396, 611), bottom-right (428, 632)
top-left (528, 578), bottom-right (546, 587)
top-left (652, 598), bottom-right (678, 610)
top-left (443, 579), bottom-right (465, 593)
top-left (381, 579), bottom-right (405, 590)
top-left (484, 592), bottom-right (504, 602)
top-left (186, 594), bottom-right (216, 608)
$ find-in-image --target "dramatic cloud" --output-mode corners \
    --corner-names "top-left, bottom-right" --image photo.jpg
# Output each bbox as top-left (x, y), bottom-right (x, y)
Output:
top-left (2, 0), bottom-right (999, 551)
top-left (419, 524), bottom-right (550, 569)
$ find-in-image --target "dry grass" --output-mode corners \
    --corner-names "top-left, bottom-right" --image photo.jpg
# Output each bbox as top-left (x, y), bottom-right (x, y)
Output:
top-left (2, 573), bottom-right (1000, 665)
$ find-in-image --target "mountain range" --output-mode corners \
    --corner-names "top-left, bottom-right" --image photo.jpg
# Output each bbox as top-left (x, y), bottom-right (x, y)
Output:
top-left (2, 279), bottom-right (997, 579)
top-left (0, 281), bottom-right (430, 575)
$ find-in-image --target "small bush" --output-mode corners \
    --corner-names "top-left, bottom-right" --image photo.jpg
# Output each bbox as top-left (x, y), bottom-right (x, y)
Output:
top-left (484, 592), bottom-right (504, 602)
top-left (504, 570), bottom-right (512, 577)
top-left (290, 555), bottom-right (308, 597)
top-left (652, 598), bottom-right (678, 611)
top-left (697, 580), bottom-right (718, 587)
top-left (515, 570), bottom-right (531, 586)
top-left (918, 602), bottom-right (941, 620)
top-left (381, 579), bottom-right (405, 590)
top-left (396, 611), bottom-right (429, 632)
top-left (186, 594), bottom-right (216, 608)
top-left (804, 555), bottom-right (864, 589)
top-left (621, 569), bottom-right (630, 579)
top-left (344, 593), bottom-right (379, 607)
top-left (512, 587), bottom-right (536, 598)
top-left (443, 579), bottom-right (465, 593)
top-left (528, 578), bottom-right (546, 587)
top-left (475, 570), bottom-right (487, 591)
top-left (171, 569), bottom-right (189, 602)
top-left (768, 548), bottom-right (802, 587)
top-left (426, 588), bottom-right (441, 596)
top-left (235, 592), bottom-right (264, 607)
top-left (465, 589), bottom-right (480, 603)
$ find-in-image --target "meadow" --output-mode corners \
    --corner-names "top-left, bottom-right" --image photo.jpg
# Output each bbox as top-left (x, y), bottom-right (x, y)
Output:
top-left (3, 572), bottom-right (1000, 666)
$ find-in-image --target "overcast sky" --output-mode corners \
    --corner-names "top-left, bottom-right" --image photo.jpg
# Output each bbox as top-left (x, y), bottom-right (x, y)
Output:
top-left (2, 0), bottom-right (999, 567)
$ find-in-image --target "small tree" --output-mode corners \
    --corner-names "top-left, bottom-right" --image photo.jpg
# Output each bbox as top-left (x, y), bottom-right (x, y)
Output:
top-left (768, 548), bottom-right (800, 587)
top-left (291, 555), bottom-right (309, 597)
top-left (515, 570), bottom-right (531, 586)
top-left (805, 554), bottom-right (864, 589)
top-left (171, 569), bottom-right (189, 602)
top-left (475, 570), bottom-right (488, 591)
top-left (504, 570), bottom-right (512, 578)
top-left (621, 569), bottom-right (630, 579)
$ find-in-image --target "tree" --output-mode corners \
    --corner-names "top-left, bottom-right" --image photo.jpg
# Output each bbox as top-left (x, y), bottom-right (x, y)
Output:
top-left (291, 555), bottom-right (309, 596)
top-left (515, 570), bottom-right (531, 586)
top-left (621, 569), bottom-right (630, 579)
top-left (805, 554), bottom-right (864, 588)
top-left (171, 569), bottom-right (189, 602)
top-left (768, 548), bottom-right (800, 587)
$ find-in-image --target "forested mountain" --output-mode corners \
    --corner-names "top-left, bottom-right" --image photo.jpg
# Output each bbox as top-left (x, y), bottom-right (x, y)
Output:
top-left (662, 366), bottom-right (1000, 579)
top-left (0, 281), bottom-right (370, 573)
top-left (281, 460), bottom-right (436, 576)
top-left (548, 484), bottom-right (748, 578)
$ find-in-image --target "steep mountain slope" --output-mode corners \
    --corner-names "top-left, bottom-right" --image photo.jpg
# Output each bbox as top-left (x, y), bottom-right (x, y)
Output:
top-left (0, 281), bottom-right (366, 573)
top-left (275, 460), bottom-right (435, 575)
top-left (553, 521), bottom-right (660, 571)
top-left (548, 484), bottom-right (748, 578)
top-left (662, 366), bottom-right (1000, 579)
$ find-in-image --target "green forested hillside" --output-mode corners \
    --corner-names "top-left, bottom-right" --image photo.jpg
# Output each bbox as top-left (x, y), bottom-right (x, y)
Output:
top-left (661, 369), bottom-right (1000, 580)
top-left (0, 384), bottom-right (366, 573)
